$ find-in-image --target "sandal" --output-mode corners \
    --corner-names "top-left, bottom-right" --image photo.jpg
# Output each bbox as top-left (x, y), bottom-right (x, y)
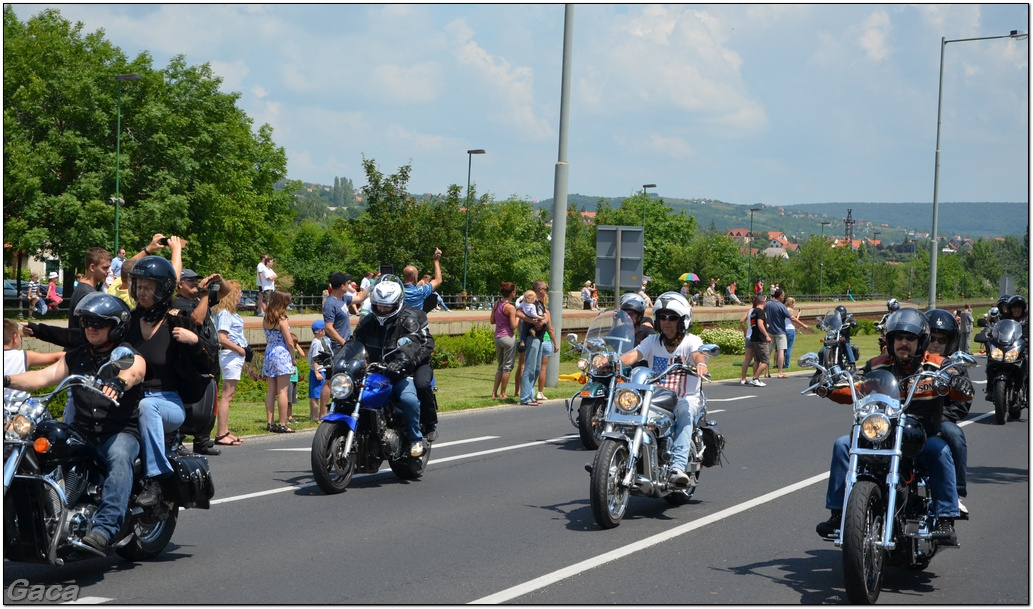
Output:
top-left (214, 433), bottom-right (243, 446)
top-left (271, 424), bottom-right (296, 434)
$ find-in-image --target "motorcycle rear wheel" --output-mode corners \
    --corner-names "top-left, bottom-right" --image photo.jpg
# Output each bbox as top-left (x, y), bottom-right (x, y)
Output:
top-left (993, 379), bottom-right (1008, 425)
top-left (389, 441), bottom-right (430, 479)
top-left (590, 440), bottom-right (631, 529)
top-left (311, 422), bottom-right (355, 494)
top-left (578, 399), bottom-right (605, 450)
top-left (116, 502), bottom-right (178, 561)
top-left (842, 481), bottom-right (886, 604)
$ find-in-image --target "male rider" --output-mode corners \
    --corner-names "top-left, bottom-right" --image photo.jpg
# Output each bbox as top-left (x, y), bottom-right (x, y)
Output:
top-left (4, 292), bottom-right (147, 553)
top-left (816, 308), bottom-right (970, 545)
top-left (618, 292), bottom-right (708, 487)
top-left (352, 275), bottom-right (433, 456)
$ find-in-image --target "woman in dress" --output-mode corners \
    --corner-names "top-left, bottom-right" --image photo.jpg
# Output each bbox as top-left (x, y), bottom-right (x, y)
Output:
top-left (262, 290), bottom-right (297, 433)
top-left (490, 281), bottom-right (519, 399)
top-left (213, 280), bottom-right (246, 446)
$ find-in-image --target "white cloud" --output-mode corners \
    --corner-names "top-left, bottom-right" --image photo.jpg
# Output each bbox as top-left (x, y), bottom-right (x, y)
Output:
top-left (857, 11), bottom-right (891, 62)
top-left (370, 62), bottom-right (444, 104)
top-left (648, 134), bottom-right (694, 159)
top-left (210, 60), bottom-right (250, 92)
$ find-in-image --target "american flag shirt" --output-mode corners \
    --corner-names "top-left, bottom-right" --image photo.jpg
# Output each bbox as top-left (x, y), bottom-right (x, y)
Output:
top-left (632, 332), bottom-right (704, 398)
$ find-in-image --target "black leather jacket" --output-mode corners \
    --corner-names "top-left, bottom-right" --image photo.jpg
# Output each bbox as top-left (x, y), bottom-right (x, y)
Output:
top-left (352, 306), bottom-right (434, 377)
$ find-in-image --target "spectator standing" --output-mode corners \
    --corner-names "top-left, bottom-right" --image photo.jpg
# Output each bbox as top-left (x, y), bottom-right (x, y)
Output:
top-left (581, 281), bottom-right (594, 310)
top-left (489, 282), bottom-right (519, 399)
top-left (256, 254), bottom-right (277, 316)
top-left (959, 304), bottom-right (974, 353)
top-left (262, 290), bottom-right (297, 433)
top-left (637, 283), bottom-right (653, 309)
top-left (286, 333), bottom-right (304, 424)
top-left (213, 280), bottom-right (247, 447)
top-left (741, 295), bottom-right (770, 386)
top-left (680, 282), bottom-right (690, 297)
top-left (308, 320), bottom-right (331, 419)
top-left (403, 248), bottom-right (443, 311)
top-left (110, 248), bottom-right (127, 283)
top-left (107, 258), bottom-right (137, 309)
top-left (763, 288), bottom-right (792, 378)
top-left (320, 272), bottom-right (368, 409)
top-left (68, 247), bottom-right (113, 331)
top-left (517, 280), bottom-right (550, 405)
top-left (783, 296), bottom-right (810, 369)
top-left (535, 289), bottom-right (557, 402)
top-left (26, 272), bottom-right (43, 319)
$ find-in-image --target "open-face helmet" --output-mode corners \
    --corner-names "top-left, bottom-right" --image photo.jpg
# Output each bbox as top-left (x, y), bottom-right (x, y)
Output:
top-left (129, 256), bottom-right (177, 322)
top-left (619, 293), bottom-right (646, 318)
top-left (886, 298), bottom-right (900, 312)
top-left (653, 291), bottom-right (692, 332)
top-left (923, 308), bottom-right (960, 354)
top-left (884, 307), bottom-right (930, 365)
top-left (74, 291), bottom-right (132, 355)
top-left (1007, 294), bottom-right (1026, 319)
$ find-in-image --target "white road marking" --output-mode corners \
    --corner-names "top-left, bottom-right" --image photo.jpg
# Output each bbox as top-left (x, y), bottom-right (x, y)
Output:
top-left (268, 435), bottom-right (500, 452)
top-left (63, 598), bottom-right (113, 604)
top-left (707, 396), bottom-right (756, 402)
top-left (469, 471), bottom-right (831, 604)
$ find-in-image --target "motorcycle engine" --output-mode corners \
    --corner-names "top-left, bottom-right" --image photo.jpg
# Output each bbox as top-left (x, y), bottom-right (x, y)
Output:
top-left (67, 505), bottom-right (96, 541)
top-left (380, 428), bottom-right (401, 457)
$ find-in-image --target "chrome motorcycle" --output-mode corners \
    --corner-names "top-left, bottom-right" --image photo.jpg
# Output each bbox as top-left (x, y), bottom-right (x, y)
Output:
top-left (801, 350), bottom-right (976, 604)
top-left (564, 309), bottom-right (636, 450)
top-left (586, 344), bottom-right (724, 529)
top-left (310, 340), bottom-right (431, 494)
top-left (980, 318), bottom-right (1028, 424)
top-left (3, 347), bottom-right (214, 565)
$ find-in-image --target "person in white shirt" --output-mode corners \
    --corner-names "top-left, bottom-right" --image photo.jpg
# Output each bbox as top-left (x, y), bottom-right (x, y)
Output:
top-left (256, 255), bottom-right (277, 317)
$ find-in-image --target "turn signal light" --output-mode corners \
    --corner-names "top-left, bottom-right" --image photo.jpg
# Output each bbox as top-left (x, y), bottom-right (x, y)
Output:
top-left (33, 437), bottom-right (51, 453)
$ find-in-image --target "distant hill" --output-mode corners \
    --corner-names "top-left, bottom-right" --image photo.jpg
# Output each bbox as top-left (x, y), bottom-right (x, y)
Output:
top-left (535, 196), bottom-right (1028, 243)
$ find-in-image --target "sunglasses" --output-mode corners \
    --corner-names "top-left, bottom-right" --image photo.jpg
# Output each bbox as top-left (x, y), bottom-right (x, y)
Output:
top-left (81, 318), bottom-right (115, 330)
top-left (657, 313), bottom-right (681, 322)
top-left (928, 335), bottom-right (949, 345)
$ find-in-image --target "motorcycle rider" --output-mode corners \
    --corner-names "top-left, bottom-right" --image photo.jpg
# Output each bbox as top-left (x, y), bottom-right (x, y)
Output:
top-left (352, 274), bottom-right (433, 456)
top-left (876, 298), bottom-right (900, 353)
top-left (924, 308), bottom-right (972, 517)
top-left (617, 292), bottom-right (707, 487)
top-left (4, 292), bottom-right (146, 553)
top-left (835, 304), bottom-right (858, 366)
top-left (816, 308), bottom-right (970, 545)
top-left (619, 292), bottom-right (655, 347)
top-left (1006, 294), bottom-right (1028, 339)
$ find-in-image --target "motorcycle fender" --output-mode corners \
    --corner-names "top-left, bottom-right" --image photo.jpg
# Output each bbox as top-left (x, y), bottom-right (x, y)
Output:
top-left (599, 431), bottom-right (633, 448)
top-left (579, 382), bottom-right (608, 399)
top-left (321, 412), bottom-right (358, 431)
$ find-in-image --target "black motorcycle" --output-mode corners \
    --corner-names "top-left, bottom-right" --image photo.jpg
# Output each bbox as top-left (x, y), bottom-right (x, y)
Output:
top-left (979, 318), bottom-right (1028, 424)
top-left (3, 347), bottom-right (214, 565)
top-left (810, 308), bottom-right (859, 385)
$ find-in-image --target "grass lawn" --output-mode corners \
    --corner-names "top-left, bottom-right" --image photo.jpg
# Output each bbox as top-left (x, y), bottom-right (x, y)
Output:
top-left (218, 331), bottom-right (884, 441)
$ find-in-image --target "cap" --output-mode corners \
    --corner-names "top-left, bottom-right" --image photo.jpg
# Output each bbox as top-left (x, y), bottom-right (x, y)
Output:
top-left (48, 271), bottom-right (59, 279)
top-left (180, 269), bottom-right (200, 280)
top-left (312, 320), bottom-right (325, 331)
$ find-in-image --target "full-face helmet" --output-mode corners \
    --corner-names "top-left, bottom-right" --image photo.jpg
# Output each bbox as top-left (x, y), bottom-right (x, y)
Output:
top-left (886, 298), bottom-right (900, 312)
top-left (369, 274), bottom-right (405, 324)
top-left (1007, 294), bottom-right (1027, 319)
top-left (997, 295), bottom-right (1011, 318)
top-left (835, 305), bottom-right (849, 322)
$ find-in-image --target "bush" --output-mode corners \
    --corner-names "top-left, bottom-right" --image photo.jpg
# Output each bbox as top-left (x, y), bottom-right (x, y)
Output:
top-left (698, 327), bottom-right (746, 356)
top-left (855, 319), bottom-right (877, 335)
top-left (432, 326), bottom-right (496, 368)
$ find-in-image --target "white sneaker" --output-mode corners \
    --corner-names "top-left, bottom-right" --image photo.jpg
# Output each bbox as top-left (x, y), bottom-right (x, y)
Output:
top-left (410, 441), bottom-right (425, 458)
top-left (958, 499), bottom-right (969, 517)
top-left (748, 378), bottom-right (766, 387)
top-left (670, 469), bottom-right (690, 487)
top-left (739, 379), bottom-right (747, 386)
top-left (536, 392), bottom-right (547, 401)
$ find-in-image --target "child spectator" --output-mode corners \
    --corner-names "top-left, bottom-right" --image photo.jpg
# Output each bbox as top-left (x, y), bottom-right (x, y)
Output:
top-left (518, 290), bottom-right (540, 338)
top-left (308, 320), bottom-right (332, 420)
top-left (4, 319), bottom-right (63, 400)
top-left (45, 271), bottom-right (63, 311)
top-left (26, 272), bottom-right (44, 319)
top-left (287, 332), bottom-right (305, 424)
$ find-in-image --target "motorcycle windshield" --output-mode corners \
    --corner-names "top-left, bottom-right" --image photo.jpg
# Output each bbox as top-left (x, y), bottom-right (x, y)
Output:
top-left (583, 309), bottom-right (636, 358)
top-left (992, 319), bottom-right (1022, 346)
top-left (820, 309), bottom-right (843, 333)
top-left (854, 369), bottom-right (901, 405)
top-left (332, 341), bottom-right (367, 377)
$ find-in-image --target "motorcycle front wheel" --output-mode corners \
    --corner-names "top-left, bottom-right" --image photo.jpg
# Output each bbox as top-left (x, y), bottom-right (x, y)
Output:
top-left (311, 422), bottom-right (355, 494)
top-left (116, 502), bottom-right (178, 561)
top-left (590, 440), bottom-right (631, 529)
top-left (993, 379), bottom-right (1008, 425)
top-left (842, 480), bottom-right (886, 604)
top-left (578, 399), bottom-right (605, 450)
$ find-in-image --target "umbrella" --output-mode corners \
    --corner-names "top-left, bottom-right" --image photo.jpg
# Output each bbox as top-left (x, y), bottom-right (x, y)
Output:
top-left (679, 272), bottom-right (700, 282)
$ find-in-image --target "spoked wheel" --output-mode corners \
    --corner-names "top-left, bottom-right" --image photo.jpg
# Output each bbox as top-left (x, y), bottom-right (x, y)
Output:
top-left (578, 399), bottom-right (605, 450)
top-left (116, 502), bottom-right (178, 561)
top-left (311, 422), bottom-right (355, 494)
top-left (842, 481), bottom-right (886, 604)
top-left (993, 379), bottom-right (1008, 425)
top-left (590, 440), bottom-right (631, 529)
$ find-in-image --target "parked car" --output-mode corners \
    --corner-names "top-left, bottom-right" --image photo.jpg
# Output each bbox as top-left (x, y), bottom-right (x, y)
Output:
top-left (4, 280), bottom-right (18, 299)
top-left (239, 289), bottom-right (259, 312)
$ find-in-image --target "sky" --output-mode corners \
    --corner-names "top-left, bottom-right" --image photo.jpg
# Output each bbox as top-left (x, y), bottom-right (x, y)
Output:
top-left (11, 4), bottom-right (1030, 206)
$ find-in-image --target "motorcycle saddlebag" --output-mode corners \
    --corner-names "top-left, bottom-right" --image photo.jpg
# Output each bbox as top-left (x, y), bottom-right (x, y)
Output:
top-left (164, 454), bottom-right (215, 509)
top-left (700, 425), bottom-right (725, 468)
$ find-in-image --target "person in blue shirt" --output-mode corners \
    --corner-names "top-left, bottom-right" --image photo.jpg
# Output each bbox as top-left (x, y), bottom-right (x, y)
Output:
top-left (402, 248), bottom-right (442, 312)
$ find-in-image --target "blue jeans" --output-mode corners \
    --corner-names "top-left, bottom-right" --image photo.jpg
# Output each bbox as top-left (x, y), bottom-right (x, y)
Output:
top-left (139, 390), bottom-right (185, 479)
top-left (520, 335), bottom-right (544, 403)
top-left (939, 421), bottom-right (968, 497)
top-left (92, 432), bottom-right (140, 541)
top-left (785, 328), bottom-right (797, 369)
top-left (826, 433), bottom-right (959, 517)
top-left (391, 376), bottom-right (422, 443)
top-left (670, 395), bottom-right (703, 472)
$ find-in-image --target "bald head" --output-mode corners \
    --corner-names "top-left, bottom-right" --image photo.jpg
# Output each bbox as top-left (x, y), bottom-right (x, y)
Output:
top-left (403, 265), bottom-right (418, 284)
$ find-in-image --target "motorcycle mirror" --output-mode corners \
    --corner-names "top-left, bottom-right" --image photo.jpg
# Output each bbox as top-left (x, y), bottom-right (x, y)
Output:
top-left (976, 318), bottom-right (987, 327)
top-left (946, 352), bottom-right (977, 369)
top-left (106, 346), bottom-right (136, 371)
top-left (698, 344), bottom-right (721, 358)
top-left (585, 338), bottom-right (606, 351)
top-left (798, 353), bottom-right (820, 369)
top-left (566, 333), bottom-right (578, 345)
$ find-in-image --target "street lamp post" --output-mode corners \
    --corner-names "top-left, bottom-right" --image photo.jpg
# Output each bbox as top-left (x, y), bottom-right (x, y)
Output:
top-left (641, 184), bottom-right (655, 228)
top-left (819, 221), bottom-right (831, 301)
top-left (871, 231), bottom-right (881, 295)
top-left (462, 149), bottom-right (486, 296)
top-left (747, 206), bottom-right (762, 294)
top-left (928, 30), bottom-right (1027, 309)
top-left (113, 73), bottom-right (141, 254)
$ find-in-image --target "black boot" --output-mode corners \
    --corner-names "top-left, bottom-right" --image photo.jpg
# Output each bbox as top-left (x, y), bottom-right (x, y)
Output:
top-left (816, 510), bottom-right (842, 538)
top-left (931, 518), bottom-right (958, 546)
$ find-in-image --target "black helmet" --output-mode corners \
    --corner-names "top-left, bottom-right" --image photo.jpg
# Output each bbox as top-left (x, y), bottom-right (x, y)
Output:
top-left (884, 307), bottom-right (930, 364)
top-left (1007, 294), bottom-right (1027, 318)
top-left (924, 308), bottom-right (959, 354)
top-left (130, 255), bottom-right (177, 322)
top-left (74, 291), bottom-right (132, 354)
top-left (997, 294), bottom-right (1011, 316)
top-left (835, 305), bottom-right (849, 322)
top-left (619, 293), bottom-right (646, 317)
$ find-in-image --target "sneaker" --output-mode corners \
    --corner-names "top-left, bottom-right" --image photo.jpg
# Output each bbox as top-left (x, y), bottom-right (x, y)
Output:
top-left (425, 428), bottom-right (439, 443)
top-left (536, 392), bottom-right (547, 401)
top-left (670, 469), bottom-right (690, 487)
top-left (410, 441), bottom-right (425, 458)
top-left (748, 378), bottom-right (766, 387)
top-left (81, 529), bottom-right (110, 553)
top-left (957, 499), bottom-right (969, 519)
top-left (931, 518), bottom-right (958, 546)
top-left (739, 379), bottom-right (747, 386)
top-left (136, 478), bottom-right (162, 507)
top-left (816, 510), bottom-right (842, 538)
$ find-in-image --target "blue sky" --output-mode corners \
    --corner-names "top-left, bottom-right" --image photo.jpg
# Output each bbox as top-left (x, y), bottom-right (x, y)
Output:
top-left (13, 4), bottom-right (1030, 205)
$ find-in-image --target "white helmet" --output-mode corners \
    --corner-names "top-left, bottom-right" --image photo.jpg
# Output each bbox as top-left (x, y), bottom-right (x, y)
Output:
top-left (369, 274), bottom-right (405, 324)
top-left (653, 291), bottom-right (692, 331)
top-left (886, 298), bottom-right (900, 312)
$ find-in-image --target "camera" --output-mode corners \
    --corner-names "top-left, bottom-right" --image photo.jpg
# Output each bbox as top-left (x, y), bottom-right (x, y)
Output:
top-left (208, 282), bottom-right (220, 305)
top-left (157, 237), bottom-right (169, 246)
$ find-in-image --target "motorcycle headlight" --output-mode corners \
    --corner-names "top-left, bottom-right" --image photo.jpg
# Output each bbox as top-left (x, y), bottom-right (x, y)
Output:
top-left (989, 347), bottom-right (1005, 361)
top-left (613, 388), bottom-right (641, 414)
top-left (859, 413), bottom-right (891, 443)
top-left (576, 358), bottom-right (589, 371)
top-left (1003, 348), bottom-right (1020, 363)
top-left (329, 374), bottom-right (354, 399)
top-left (5, 414), bottom-right (34, 440)
top-left (588, 353), bottom-right (614, 376)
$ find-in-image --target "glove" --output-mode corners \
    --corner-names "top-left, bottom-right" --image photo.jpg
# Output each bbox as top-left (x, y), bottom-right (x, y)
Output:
top-left (385, 358), bottom-right (409, 381)
top-left (950, 374), bottom-right (974, 398)
top-left (103, 376), bottom-right (127, 401)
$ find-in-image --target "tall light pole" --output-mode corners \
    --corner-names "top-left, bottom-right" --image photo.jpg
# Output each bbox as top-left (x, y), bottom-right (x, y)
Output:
top-left (819, 221), bottom-right (831, 301)
top-left (871, 231), bottom-right (881, 295)
top-left (747, 206), bottom-right (762, 293)
top-left (928, 30), bottom-right (1027, 309)
top-left (462, 148), bottom-right (486, 296)
top-left (113, 73), bottom-right (141, 254)
top-left (641, 183), bottom-right (655, 228)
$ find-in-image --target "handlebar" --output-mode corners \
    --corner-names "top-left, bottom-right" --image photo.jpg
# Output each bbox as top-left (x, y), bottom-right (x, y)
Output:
top-left (645, 362), bottom-right (711, 385)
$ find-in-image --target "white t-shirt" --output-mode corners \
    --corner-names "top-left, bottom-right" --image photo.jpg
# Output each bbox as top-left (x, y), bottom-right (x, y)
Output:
top-left (4, 349), bottom-right (28, 401)
top-left (257, 263), bottom-right (276, 292)
top-left (630, 333), bottom-right (703, 398)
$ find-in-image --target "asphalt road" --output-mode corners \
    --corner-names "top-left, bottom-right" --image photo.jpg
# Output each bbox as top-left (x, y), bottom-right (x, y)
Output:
top-left (3, 372), bottom-right (1028, 604)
